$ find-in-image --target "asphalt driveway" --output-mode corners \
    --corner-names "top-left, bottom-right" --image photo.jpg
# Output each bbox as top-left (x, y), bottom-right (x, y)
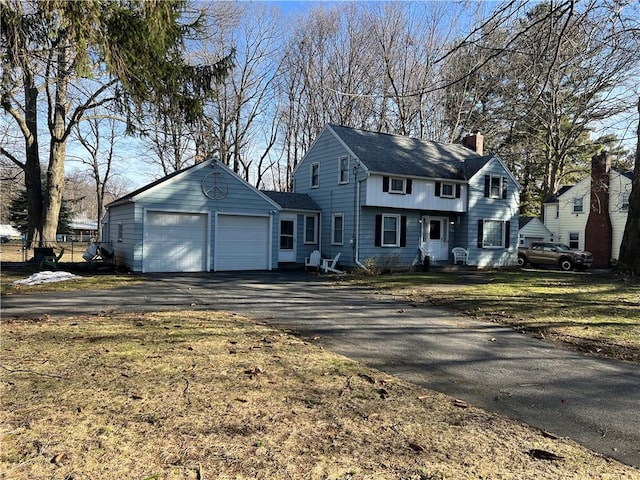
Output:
top-left (2, 270), bottom-right (639, 468)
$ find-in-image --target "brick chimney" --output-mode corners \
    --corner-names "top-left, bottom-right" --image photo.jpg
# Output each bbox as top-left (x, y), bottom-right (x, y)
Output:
top-left (585, 152), bottom-right (613, 268)
top-left (462, 132), bottom-right (484, 156)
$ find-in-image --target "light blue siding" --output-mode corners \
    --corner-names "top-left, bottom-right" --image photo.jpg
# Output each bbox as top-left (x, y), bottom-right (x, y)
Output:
top-left (107, 203), bottom-right (139, 270)
top-left (295, 129), bottom-right (359, 267)
top-left (357, 208), bottom-right (422, 270)
top-left (107, 162), bottom-right (280, 272)
top-left (465, 158), bottom-right (519, 267)
top-left (294, 127), bottom-right (507, 270)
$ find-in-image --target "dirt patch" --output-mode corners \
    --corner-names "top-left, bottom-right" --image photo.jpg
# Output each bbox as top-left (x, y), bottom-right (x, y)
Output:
top-left (1, 311), bottom-right (637, 479)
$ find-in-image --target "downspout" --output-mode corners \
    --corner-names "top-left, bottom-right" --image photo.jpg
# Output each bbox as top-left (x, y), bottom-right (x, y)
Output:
top-left (353, 162), bottom-right (368, 270)
top-left (318, 211), bottom-right (322, 259)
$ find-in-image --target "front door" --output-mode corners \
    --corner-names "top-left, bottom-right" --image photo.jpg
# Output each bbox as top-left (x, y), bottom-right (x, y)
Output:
top-left (420, 216), bottom-right (449, 262)
top-left (279, 215), bottom-right (296, 263)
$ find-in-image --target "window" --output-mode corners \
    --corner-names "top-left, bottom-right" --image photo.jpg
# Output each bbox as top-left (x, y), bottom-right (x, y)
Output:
top-left (441, 183), bottom-right (455, 198)
top-left (311, 163), bottom-right (319, 188)
top-left (375, 214), bottom-right (407, 247)
top-left (569, 232), bottom-right (579, 249)
top-left (304, 215), bottom-right (317, 244)
top-left (477, 219), bottom-right (511, 249)
top-left (621, 192), bottom-right (630, 211)
top-left (435, 182), bottom-right (461, 198)
top-left (484, 175), bottom-right (507, 199)
top-left (429, 219), bottom-right (441, 240)
top-left (573, 197), bottom-right (584, 214)
top-left (390, 177), bottom-right (406, 193)
top-left (117, 222), bottom-right (123, 242)
top-left (383, 176), bottom-right (412, 194)
top-left (339, 156), bottom-right (349, 184)
top-left (381, 214), bottom-right (400, 246)
top-left (483, 220), bottom-right (504, 247)
top-left (332, 214), bottom-right (343, 245)
top-left (490, 176), bottom-right (501, 198)
top-left (280, 220), bottom-right (294, 250)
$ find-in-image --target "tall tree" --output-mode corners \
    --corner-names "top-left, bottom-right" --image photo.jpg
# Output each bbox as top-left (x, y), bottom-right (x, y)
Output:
top-left (199, 2), bottom-right (283, 183)
top-left (443, 1), bottom-right (640, 215)
top-left (1, 0), bottom-right (232, 247)
top-left (616, 98), bottom-right (640, 276)
top-left (444, 1), bottom-right (640, 213)
top-left (135, 96), bottom-right (199, 176)
top-left (73, 114), bottom-right (122, 240)
top-left (9, 186), bottom-right (72, 235)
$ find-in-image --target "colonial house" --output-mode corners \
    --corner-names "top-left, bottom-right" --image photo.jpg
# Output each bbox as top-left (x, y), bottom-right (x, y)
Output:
top-left (292, 125), bottom-right (520, 270)
top-left (542, 152), bottom-right (632, 267)
top-left (104, 124), bottom-right (520, 272)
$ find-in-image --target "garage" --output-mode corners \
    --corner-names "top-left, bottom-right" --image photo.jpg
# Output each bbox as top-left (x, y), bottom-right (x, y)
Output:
top-left (144, 211), bottom-right (208, 272)
top-left (106, 162), bottom-right (285, 273)
top-left (215, 214), bottom-right (270, 271)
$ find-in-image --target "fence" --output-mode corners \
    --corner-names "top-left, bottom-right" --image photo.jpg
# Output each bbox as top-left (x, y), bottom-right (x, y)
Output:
top-left (0, 238), bottom-right (111, 264)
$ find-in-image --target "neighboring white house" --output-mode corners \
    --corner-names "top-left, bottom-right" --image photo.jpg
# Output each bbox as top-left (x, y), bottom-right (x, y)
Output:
top-left (543, 153), bottom-right (632, 267)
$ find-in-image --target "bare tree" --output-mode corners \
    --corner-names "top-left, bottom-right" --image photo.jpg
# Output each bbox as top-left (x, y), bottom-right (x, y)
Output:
top-left (442, 1), bottom-right (640, 214)
top-left (198, 3), bottom-right (283, 184)
top-left (72, 115), bottom-right (123, 240)
top-left (135, 98), bottom-right (199, 176)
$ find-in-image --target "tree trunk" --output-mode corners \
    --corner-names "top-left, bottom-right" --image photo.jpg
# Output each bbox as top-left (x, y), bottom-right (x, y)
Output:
top-left (41, 38), bottom-right (71, 247)
top-left (23, 73), bottom-right (44, 247)
top-left (615, 97), bottom-right (640, 276)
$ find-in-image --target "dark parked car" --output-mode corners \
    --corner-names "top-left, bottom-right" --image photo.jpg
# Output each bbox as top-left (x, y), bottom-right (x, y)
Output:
top-left (518, 242), bottom-right (593, 271)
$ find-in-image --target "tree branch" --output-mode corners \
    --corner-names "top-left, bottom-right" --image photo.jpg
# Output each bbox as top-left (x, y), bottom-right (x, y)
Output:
top-left (0, 147), bottom-right (25, 170)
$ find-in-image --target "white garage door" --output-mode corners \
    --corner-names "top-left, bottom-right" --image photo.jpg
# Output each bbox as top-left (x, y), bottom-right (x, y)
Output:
top-left (144, 212), bottom-right (208, 272)
top-left (216, 215), bottom-right (270, 271)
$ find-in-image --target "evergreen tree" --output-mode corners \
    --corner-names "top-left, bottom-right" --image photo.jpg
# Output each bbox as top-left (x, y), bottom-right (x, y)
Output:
top-left (9, 189), bottom-right (72, 236)
top-left (1, 0), bottom-right (232, 247)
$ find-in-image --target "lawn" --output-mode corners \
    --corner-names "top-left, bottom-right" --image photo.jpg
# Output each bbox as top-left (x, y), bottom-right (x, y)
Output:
top-left (1, 311), bottom-right (638, 479)
top-left (351, 270), bottom-right (640, 363)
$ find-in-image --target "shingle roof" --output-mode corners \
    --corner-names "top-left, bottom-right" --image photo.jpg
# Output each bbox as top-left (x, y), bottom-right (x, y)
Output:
top-left (328, 124), bottom-right (485, 180)
top-left (519, 216), bottom-right (535, 229)
top-left (261, 191), bottom-right (321, 211)
top-left (543, 185), bottom-right (573, 203)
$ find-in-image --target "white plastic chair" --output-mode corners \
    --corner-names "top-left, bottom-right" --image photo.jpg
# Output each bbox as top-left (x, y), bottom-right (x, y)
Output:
top-left (305, 250), bottom-right (321, 271)
top-left (321, 252), bottom-right (344, 274)
top-left (451, 247), bottom-right (468, 265)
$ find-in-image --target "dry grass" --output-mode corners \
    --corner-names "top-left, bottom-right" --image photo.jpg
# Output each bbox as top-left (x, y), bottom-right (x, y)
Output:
top-left (1, 311), bottom-right (637, 479)
top-left (0, 269), bottom-right (140, 295)
top-left (352, 271), bottom-right (640, 363)
top-left (0, 241), bottom-right (27, 263)
top-left (1, 242), bottom-right (140, 294)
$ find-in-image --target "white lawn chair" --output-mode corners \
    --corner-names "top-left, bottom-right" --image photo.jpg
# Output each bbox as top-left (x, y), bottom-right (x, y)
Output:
top-left (305, 250), bottom-right (322, 272)
top-left (321, 252), bottom-right (344, 274)
top-left (451, 247), bottom-right (468, 265)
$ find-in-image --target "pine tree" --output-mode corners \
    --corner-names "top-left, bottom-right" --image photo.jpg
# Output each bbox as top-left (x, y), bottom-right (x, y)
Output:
top-left (1, 0), bottom-right (232, 247)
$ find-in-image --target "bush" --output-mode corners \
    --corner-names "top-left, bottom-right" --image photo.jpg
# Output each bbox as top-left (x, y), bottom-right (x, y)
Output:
top-left (353, 257), bottom-right (381, 276)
